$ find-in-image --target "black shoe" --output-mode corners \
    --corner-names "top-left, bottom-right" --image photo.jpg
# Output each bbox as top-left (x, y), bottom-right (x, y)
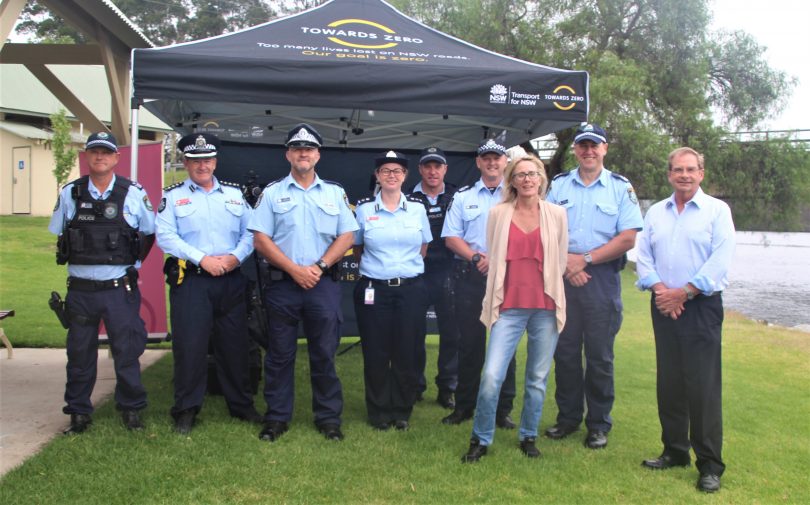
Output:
top-left (519, 437), bottom-right (541, 458)
top-left (545, 423), bottom-right (578, 440)
top-left (697, 474), bottom-right (721, 493)
top-left (461, 438), bottom-right (488, 463)
top-left (121, 410), bottom-right (144, 431)
top-left (437, 390), bottom-right (455, 410)
top-left (394, 420), bottom-right (409, 431)
top-left (442, 409), bottom-right (473, 425)
top-left (63, 413), bottom-right (92, 435)
top-left (642, 454), bottom-right (691, 470)
top-left (318, 423), bottom-right (345, 441)
top-left (584, 430), bottom-right (608, 449)
top-left (496, 414), bottom-right (516, 429)
top-left (232, 408), bottom-right (263, 424)
top-left (174, 410), bottom-right (196, 435)
top-left (259, 421), bottom-right (289, 442)
top-left (371, 421), bottom-right (390, 431)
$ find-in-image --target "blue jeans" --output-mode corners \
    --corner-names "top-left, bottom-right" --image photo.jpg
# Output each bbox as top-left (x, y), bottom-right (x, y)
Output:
top-left (472, 309), bottom-right (559, 446)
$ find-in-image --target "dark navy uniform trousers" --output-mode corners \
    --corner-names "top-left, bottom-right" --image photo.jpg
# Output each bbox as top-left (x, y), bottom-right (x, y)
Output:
top-left (64, 284), bottom-right (147, 414)
top-left (553, 262), bottom-right (623, 432)
top-left (652, 293), bottom-right (725, 477)
top-left (416, 260), bottom-right (459, 394)
top-left (452, 261), bottom-right (516, 415)
top-left (354, 276), bottom-right (427, 425)
top-left (263, 276), bottom-right (344, 426)
top-left (169, 270), bottom-right (254, 418)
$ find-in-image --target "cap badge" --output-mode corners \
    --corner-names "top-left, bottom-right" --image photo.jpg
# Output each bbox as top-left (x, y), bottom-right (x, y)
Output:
top-left (385, 150), bottom-right (397, 158)
top-left (289, 127), bottom-right (319, 145)
top-left (97, 132), bottom-right (109, 139)
top-left (194, 135), bottom-right (207, 148)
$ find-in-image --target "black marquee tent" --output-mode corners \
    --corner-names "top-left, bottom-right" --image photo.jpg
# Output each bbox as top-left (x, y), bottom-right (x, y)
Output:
top-left (131, 0), bottom-right (589, 196)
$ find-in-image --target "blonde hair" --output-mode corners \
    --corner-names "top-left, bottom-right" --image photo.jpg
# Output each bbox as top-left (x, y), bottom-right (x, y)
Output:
top-left (502, 155), bottom-right (548, 203)
top-left (668, 147), bottom-right (704, 171)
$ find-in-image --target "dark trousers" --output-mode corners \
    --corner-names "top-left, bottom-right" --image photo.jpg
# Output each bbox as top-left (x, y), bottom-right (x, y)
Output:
top-left (64, 285), bottom-right (147, 414)
top-left (553, 263), bottom-right (622, 432)
top-left (354, 277), bottom-right (427, 424)
top-left (416, 262), bottom-right (459, 393)
top-left (170, 271), bottom-right (254, 418)
top-left (652, 293), bottom-right (725, 476)
top-left (263, 277), bottom-right (343, 426)
top-left (453, 262), bottom-right (515, 415)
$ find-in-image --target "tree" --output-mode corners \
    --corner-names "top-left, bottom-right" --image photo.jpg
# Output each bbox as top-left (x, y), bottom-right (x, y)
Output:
top-left (49, 109), bottom-right (77, 194)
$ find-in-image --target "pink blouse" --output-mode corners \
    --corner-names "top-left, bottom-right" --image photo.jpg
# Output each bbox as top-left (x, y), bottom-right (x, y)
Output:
top-left (501, 221), bottom-right (556, 311)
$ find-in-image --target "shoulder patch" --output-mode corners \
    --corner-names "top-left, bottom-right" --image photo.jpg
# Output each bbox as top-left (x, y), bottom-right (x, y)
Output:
top-left (158, 197), bottom-right (167, 213)
top-left (610, 172), bottom-right (630, 183)
top-left (552, 171), bottom-right (572, 180)
top-left (457, 185), bottom-right (472, 193)
top-left (322, 179), bottom-right (344, 188)
top-left (163, 182), bottom-right (184, 192)
top-left (355, 196), bottom-right (374, 207)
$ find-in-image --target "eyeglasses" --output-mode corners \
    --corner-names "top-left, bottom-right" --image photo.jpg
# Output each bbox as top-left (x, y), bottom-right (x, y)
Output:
top-left (669, 167), bottom-right (702, 175)
top-left (512, 171), bottom-right (541, 181)
top-left (378, 168), bottom-right (406, 176)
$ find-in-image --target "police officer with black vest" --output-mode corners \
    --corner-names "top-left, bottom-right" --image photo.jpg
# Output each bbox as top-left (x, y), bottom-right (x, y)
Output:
top-left (156, 133), bottom-right (261, 434)
top-left (408, 147), bottom-right (459, 409)
top-left (49, 132), bottom-right (155, 434)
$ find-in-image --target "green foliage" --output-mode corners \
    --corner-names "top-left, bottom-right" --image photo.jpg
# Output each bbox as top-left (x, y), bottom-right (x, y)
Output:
top-left (48, 109), bottom-right (77, 194)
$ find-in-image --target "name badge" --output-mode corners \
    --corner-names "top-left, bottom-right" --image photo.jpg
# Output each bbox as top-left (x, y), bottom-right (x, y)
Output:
top-left (364, 286), bottom-right (375, 305)
top-left (175, 198), bottom-right (192, 206)
top-left (429, 206), bottom-right (441, 213)
top-left (276, 197), bottom-right (291, 203)
top-left (465, 204), bottom-right (478, 209)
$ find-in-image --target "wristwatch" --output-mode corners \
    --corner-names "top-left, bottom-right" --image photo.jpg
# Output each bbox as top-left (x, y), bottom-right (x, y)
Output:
top-left (683, 285), bottom-right (696, 301)
top-left (471, 253), bottom-right (482, 265)
top-left (583, 252), bottom-right (593, 265)
top-left (315, 259), bottom-right (329, 274)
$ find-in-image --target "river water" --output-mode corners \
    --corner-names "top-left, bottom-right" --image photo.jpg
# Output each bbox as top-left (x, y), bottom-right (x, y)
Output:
top-left (630, 231), bottom-right (810, 331)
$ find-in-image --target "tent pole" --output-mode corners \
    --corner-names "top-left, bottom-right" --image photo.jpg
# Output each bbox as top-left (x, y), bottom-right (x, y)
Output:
top-left (130, 97), bottom-right (140, 181)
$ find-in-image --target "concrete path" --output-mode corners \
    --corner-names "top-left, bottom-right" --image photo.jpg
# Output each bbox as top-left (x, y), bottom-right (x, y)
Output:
top-left (0, 348), bottom-right (168, 477)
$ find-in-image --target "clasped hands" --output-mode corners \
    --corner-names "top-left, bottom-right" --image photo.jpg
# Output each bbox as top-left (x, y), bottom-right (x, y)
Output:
top-left (564, 253), bottom-right (591, 287)
top-left (199, 254), bottom-right (240, 277)
top-left (652, 284), bottom-right (687, 320)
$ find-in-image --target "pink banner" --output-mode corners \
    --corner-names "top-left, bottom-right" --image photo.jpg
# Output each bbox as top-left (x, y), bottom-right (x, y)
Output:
top-left (79, 142), bottom-right (167, 339)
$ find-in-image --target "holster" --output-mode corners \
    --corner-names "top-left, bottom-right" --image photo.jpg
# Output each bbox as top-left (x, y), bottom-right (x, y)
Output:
top-left (163, 257), bottom-right (186, 286)
top-left (48, 291), bottom-right (70, 329)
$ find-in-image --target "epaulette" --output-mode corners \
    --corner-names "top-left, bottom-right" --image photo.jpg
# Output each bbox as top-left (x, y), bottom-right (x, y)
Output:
top-left (552, 171), bottom-right (572, 180)
top-left (456, 185), bottom-right (472, 193)
top-left (406, 194), bottom-right (424, 204)
top-left (322, 179), bottom-right (344, 188)
top-left (163, 181), bottom-right (184, 192)
top-left (264, 177), bottom-right (284, 189)
top-left (130, 180), bottom-right (144, 190)
top-left (220, 180), bottom-right (243, 189)
top-left (355, 196), bottom-right (374, 206)
top-left (610, 172), bottom-right (630, 183)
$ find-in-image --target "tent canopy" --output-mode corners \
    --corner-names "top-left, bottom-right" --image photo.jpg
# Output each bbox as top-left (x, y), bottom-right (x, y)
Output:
top-left (132, 0), bottom-right (588, 152)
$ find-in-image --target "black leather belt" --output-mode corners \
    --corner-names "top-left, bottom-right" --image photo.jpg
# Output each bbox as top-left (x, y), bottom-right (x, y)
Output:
top-left (68, 275), bottom-right (131, 291)
top-left (362, 275), bottom-right (421, 287)
top-left (185, 266), bottom-right (241, 277)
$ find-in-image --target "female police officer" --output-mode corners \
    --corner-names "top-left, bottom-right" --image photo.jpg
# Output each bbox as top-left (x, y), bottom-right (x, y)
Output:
top-left (353, 151), bottom-right (432, 431)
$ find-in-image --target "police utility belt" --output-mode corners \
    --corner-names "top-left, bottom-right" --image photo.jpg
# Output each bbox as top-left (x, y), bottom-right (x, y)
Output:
top-left (67, 267), bottom-right (138, 292)
top-left (163, 256), bottom-right (240, 286)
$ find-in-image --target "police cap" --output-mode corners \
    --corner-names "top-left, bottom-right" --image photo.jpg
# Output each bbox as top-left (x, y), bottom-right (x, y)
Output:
top-left (178, 133), bottom-right (220, 158)
top-left (85, 132), bottom-right (118, 152)
top-left (286, 123), bottom-right (322, 148)
top-left (375, 150), bottom-right (409, 169)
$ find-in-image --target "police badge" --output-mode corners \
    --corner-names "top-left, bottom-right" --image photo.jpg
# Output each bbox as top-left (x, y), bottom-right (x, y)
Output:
top-left (103, 202), bottom-right (118, 219)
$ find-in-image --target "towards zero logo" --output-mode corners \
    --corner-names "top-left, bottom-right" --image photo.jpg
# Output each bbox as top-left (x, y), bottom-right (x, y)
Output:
top-left (327, 19), bottom-right (397, 49)
top-left (300, 19), bottom-right (424, 49)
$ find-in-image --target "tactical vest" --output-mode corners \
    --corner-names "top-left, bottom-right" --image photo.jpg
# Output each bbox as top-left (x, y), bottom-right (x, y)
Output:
top-left (60, 176), bottom-right (140, 265)
top-left (411, 182), bottom-right (457, 263)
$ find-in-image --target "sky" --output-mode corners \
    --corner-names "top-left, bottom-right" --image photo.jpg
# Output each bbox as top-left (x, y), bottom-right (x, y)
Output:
top-left (710, 0), bottom-right (809, 132)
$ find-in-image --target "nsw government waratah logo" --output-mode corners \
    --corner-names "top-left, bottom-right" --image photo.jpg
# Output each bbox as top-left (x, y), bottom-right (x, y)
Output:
top-left (490, 84), bottom-right (508, 104)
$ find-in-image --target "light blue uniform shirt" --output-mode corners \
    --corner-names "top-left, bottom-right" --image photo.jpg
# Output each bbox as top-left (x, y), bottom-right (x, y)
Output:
top-left (248, 173), bottom-right (358, 265)
top-left (440, 178), bottom-right (503, 255)
top-left (355, 193), bottom-right (432, 279)
top-left (49, 175), bottom-right (155, 280)
top-left (636, 188), bottom-right (735, 295)
top-left (156, 177), bottom-right (253, 264)
top-left (413, 181), bottom-right (445, 205)
top-left (547, 167), bottom-right (643, 254)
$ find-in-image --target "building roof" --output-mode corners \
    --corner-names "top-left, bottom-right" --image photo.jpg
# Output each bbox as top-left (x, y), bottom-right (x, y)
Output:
top-left (0, 64), bottom-right (170, 132)
top-left (0, 120), bottom-right (86, 143)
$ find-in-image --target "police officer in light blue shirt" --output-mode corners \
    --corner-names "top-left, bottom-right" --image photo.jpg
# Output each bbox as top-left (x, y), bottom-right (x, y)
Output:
top-left (353, 150), bottom-right (432, 430)
top-left (156, 132), bottom-right (260, 434)
top-left (49, 132), bottom-right (155, 434)
top-left (250, 123), bottom-right (358, 443)
top-left (544, 123), bottom-right (643, 449)
top-left (439, 139), bottom-right (517, 429)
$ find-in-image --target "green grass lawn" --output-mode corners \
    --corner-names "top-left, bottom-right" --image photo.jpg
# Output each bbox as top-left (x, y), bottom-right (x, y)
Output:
top-left (1, 215), bottom-right (809, 503)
